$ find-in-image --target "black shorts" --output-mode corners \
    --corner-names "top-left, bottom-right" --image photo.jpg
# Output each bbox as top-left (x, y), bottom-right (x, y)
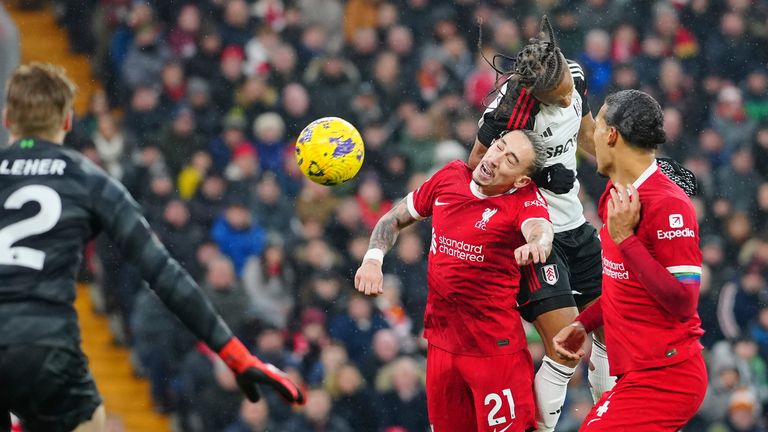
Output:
top-left (518, 222), bottom-right (602, 322)
top-left (0, 344), bottom-right (102, 432)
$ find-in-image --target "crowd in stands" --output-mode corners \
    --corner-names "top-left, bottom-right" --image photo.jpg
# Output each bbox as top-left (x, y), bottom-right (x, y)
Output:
top-left (48, 0), bottom-right (768, 430)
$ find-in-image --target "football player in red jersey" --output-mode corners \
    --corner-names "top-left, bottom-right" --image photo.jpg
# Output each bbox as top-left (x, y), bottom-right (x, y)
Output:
top-left (553, 90), bottom-right (706, 431)
top-left (356, 129), bottom-right (554, 432)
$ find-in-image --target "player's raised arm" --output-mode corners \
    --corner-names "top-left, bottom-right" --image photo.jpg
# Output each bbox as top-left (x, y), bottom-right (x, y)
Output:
top-left (88, 171), bottom-right (304, 405)
top-left (355, 197), bottom-right (418, 296)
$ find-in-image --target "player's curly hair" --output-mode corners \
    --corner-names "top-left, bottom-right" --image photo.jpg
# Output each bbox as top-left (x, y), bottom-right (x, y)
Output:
top-left (604, 90), bottom-right (667, 149)
top-left (479, 15), bottom-right (567, 114)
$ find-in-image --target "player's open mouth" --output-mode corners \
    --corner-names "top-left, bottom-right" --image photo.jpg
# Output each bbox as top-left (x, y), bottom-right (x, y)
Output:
top-left (480, 162), bottom-right (492, 178)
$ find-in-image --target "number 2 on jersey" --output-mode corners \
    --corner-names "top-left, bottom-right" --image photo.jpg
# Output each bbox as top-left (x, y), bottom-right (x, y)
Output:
top-left (0, 185), bottom-right (62, 270)
top-left (485, 388), bottom-right (516, 427)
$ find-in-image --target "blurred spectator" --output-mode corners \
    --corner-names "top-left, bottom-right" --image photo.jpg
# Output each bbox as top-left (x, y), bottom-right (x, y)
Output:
top-left (209, 112), bottom-right (251, 173)
top-left (242, 238), bottom-right (296, 329)
top-left (705, 12), bottom-right (756, 82)
top-left (177, 150), bottom-right (212, 200)
top-left (719, 268), bottom-right (768, 339)
top-left (219, 0), bottom-right (254, 48)
top-left (253, 112), bottom-right (287, 174)
top-left (202, 256), bottom-right (251, 336)
top-left (121, 23), bottom-right (170, 91)
top-left (186, 29), bottom-right (223, 81)
top-left (331, 362), bottom-right (379, 431)
top-left (211, 200), bottom-right (266, 276)
top-left (579, 29), bottom-right (612, 102)
top-left (279, 83), bottom-right (313, 139)
top-left (91, 114), bottom-right (130, 180)
top-left (283, 387), bottom-right (353, 432)
top-left (131, 288), bottom-right (195, 413)
top-left (189, 174), bottom-right (228, 228)
top-left (329, 293), bottom-right (390, 364)
top-left (700, 364), bottom-right (746, 425)
top-left (712, 86), bottom-right (757, 151)
top-left (177, 347), bottom-right (242, 431)
top-left (158, 104), bottom-right (205, 176)
top-left (361, 328), bottom-right (402, 386)
top-left (224, 398), bottom-right (277, 432)
top-left (377, 356), bottom-right (429, 432)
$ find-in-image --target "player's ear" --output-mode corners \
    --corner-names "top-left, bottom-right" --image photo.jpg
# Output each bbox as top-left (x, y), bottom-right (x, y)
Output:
top-left (63, 110), bottom-right (73, 133)
top-left (607, 126), bottom-right (618, 148)
top-left (514, 175), bottom-right (531, 189)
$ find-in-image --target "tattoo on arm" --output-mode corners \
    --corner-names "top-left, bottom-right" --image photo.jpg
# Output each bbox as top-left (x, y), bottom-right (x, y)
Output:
top-left (369, 198), bottom-right (417, 254)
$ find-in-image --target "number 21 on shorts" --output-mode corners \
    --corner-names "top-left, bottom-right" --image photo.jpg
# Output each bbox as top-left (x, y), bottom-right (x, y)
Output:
top-left (485, 388), bottom-right (515, 427)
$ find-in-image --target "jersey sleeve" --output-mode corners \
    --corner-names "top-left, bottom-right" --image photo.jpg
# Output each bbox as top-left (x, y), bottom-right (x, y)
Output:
top-left (568, 60), bottom-right (591, 117)
top-left (517, 185), bottom-right (551, 231)
top-left (642, 197), bottom-right (702, 285)
top-left (406, 163), bottom-right (454, 220)
top-left (477, 80), bottom-right (537, 146)
top-left (86, 166), bottom-right (233, 351)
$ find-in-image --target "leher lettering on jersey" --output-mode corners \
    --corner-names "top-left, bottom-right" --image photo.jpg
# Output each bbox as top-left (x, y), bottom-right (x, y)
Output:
top-left (0, 158), bottom-right (67, 176)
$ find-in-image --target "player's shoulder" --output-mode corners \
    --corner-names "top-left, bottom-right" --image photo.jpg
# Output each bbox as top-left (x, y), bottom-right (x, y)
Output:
top-left (442, 160), bottom-right (472, 175)
top-left (644, 173), bottom-right (695, 212)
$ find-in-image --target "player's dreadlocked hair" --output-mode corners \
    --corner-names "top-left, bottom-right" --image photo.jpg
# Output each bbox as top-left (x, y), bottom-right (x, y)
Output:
top-left (511, 15), bottom-right (567, 93)
top-left (479, 15), bottom-right (568, 114)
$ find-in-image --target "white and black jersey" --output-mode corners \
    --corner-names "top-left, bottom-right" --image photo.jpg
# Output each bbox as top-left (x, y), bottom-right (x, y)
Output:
top-left (478, 60), bottom-right (590, 233)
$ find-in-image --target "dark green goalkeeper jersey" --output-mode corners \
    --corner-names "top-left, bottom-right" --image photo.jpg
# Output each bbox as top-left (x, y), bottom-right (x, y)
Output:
top-left (0, 138), bottom-right (232, 350)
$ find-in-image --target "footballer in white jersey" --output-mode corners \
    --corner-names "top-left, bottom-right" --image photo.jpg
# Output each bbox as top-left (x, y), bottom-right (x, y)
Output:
top-left (467, 16), bottom-right (607, 432)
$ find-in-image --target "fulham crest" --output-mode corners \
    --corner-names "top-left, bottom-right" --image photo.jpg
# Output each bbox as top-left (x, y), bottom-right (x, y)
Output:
top-left (541, 264), bottom-right (559, 285)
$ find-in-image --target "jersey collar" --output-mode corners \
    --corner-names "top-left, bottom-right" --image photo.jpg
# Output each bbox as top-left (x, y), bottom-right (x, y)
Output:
top-left (470, 180), bottom-right (517, 199)
top-left (632, 162), bottom-right (658, 189)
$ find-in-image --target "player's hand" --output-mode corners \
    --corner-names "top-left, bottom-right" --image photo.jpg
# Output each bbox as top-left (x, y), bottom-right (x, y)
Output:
top-left (607, 183), bottom-right (640, 244)
top-left (553, 322), bottom-right (588, 361)
top-left (355, 260), bottom-right (384, 296)
top-left (514, 242), bottom-right (549, 265)
top-left (531, 163), bottom-right (576, 194)
top-left (218, 338), bottom-right (305, 405)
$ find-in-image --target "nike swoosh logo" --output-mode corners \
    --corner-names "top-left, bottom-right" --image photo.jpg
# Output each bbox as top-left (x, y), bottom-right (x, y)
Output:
top-left (493, 424), bottom-right (513, 432)
top-left (435, 199), bottom-right (451, 206)
top-left (587, 418), bottom-right (602, 426)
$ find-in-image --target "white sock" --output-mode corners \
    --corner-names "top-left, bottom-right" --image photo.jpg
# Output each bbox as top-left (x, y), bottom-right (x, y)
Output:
top-left (588, 338), bottom-right (616, 404)
top-left (535, 355), bottom-right (576, 431)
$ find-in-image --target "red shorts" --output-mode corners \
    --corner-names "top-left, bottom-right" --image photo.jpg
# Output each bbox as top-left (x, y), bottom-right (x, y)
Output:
top-left (579, 352), bottom-right (707, 432)
top-left (426, 344), bottom-right (536, 432)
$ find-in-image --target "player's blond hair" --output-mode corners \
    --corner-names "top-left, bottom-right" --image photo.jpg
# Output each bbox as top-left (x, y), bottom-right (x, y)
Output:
top-left (4, 63), bottom-right (77, 139)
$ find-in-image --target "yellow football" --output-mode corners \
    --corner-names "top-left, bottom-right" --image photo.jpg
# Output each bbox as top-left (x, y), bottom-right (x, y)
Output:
top-left (295, 117), bottom-right (365, 185)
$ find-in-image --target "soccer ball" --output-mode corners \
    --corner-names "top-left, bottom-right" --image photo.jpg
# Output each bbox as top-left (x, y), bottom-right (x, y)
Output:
top-left (295, 117), bottom-right (365, 186)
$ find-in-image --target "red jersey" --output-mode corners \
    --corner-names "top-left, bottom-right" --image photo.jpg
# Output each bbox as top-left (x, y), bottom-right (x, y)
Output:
top-left (407, 161), bottom-right (550, 356)
top-left (598, 163), bottom-right (704, 375)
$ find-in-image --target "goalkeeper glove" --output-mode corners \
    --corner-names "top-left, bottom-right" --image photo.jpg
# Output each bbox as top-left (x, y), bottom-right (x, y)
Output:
top-left (531, 163), bottom-right (575, 194)
top-left (218, 337), bottom-right (305, 405)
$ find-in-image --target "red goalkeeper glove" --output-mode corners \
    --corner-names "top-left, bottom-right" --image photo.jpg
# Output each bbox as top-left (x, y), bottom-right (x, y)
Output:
top-left (217, 337), bottom-right (305, 405)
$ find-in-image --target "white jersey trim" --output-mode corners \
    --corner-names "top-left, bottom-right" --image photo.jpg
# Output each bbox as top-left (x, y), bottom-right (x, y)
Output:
top-left (469, 180), bottom-right (516, 199)
top-left (666, 265), bottom-right (702, 274)
top-left (406, 192), bottom-right (426, 220)
top-left (632, 163), bottom-right (658, 189)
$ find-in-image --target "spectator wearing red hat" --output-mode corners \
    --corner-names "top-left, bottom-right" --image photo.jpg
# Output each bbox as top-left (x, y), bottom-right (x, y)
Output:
top-left (211, 45), bottom-right (246, 110)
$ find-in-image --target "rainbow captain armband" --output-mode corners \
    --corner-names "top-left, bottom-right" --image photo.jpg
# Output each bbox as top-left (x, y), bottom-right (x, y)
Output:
top-left (666, 265), bottom-right (701, 284)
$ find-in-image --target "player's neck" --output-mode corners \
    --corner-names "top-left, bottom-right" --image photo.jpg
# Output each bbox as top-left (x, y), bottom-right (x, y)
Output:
top-left (609, 150), bottom-right (655, 187)
top-left (9, 131), bottom-right (66, 145)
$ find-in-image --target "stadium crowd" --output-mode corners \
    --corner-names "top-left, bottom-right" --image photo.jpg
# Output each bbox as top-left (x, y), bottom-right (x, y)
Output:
top-left (40, 0), bottom-right (768, 430)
